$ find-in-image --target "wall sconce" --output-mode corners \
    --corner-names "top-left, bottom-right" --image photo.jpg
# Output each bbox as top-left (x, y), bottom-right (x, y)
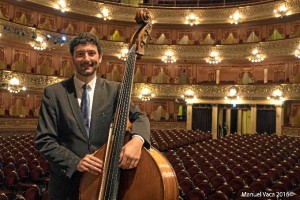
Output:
top-left (267, 89), bottom-right (285, 104)
top-left (139, 88), bottom-right (154, 101)
top-left (206, 50), bottom-right (221, 64)
top-left (295, 45), bottom-right (300, 58)
top-left (1, 77), bottom-right (26, 93)
top-left (162, 51), bottom-right (176, 63)
top-left (229, 11), bottom-right (241, 24)
top-left (54, 0), bottom-right (69, 12)
top-left (185, 12), bottom-right (199, 26)
top-left (118, 48), bottom-right (128, 61)
top-left (248, 49), bottom-right (265, 62)
top-left (31, 35), bottom-right (47, 50)
top-left (225, 87), bottom-right (241, 104)
top-left (98, 8), bottom-right (111, 20)
top-left (274, 1), bottom-right (289, 18)
top-left (181, 89), bottom-right (196, 102)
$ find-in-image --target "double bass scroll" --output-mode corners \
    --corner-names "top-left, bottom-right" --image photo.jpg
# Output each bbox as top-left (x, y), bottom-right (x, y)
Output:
top-left (79, 8), bottom-right (178, 200)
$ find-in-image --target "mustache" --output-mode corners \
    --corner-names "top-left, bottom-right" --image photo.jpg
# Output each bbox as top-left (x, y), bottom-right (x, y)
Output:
top-left (81, 61), bottom-right (93, 66)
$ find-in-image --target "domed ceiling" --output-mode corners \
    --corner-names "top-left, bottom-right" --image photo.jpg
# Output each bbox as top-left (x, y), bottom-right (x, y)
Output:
top-left (2, 0), bottom-right (300, 63)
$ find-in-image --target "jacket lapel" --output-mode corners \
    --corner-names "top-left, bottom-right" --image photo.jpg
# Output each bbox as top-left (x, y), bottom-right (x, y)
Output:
top-left (65, 77), bottom-right (89, 140)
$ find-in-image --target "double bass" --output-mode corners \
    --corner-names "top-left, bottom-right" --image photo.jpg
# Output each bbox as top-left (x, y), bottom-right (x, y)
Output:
top-left (79, 8), bottom-right (179, 200)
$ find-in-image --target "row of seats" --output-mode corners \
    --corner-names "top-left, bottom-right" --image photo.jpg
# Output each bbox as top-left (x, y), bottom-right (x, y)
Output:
top-left (151, 129), bottom-right (212, 151)
top-left (163, 134), bottom-right (300, 200)
top-left (1, 132), bottom-right (300, 200)
top-left (0, 134), bottom-right (48, 200)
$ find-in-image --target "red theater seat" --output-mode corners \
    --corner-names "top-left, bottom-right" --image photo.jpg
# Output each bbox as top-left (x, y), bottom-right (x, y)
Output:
top-left (208, 191), bottom-right (228, 200)
top-left (186, 188), bottom-right (205, 200)
top-left (216, 184), bottom-right (233, 200)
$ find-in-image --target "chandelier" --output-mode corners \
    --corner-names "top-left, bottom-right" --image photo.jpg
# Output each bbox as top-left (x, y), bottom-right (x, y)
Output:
top-left (162, 51), bottom-right (176, 63)
top-left (206, 50), bottom-right (221, 64)
top-left (185, 13), bottom-right (199, 26)
top-left (274, 1), bottom-right (289, 18)
top-left (139, 88), bottom-right (154, 101)
top-left (2, 77), bottom-right (27, 93)
top-left (181, 89), bottom-right (196, 102)
top-left (224, 87), bottom-right (241, 104)
top-left (267, 89), bottom-right (285, 104)
top-left (229, 11), bottom-right (241, 25)
top-left (31, 36), bottom-right (47, 50)
top-left (248, 49), bottom-right (264, 62)
top-left (118, 48), bottom-right (128, 61)
top-left (98, 8), bottom-right (111, 20)
top-left (54, 0), bottom-right (68, 12)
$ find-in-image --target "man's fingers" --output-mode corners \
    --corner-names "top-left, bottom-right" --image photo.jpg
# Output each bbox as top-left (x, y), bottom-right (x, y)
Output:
top-left (77, 154), bottom-right (103, 174)
top-left (119, 157), bottom-right (139, 169)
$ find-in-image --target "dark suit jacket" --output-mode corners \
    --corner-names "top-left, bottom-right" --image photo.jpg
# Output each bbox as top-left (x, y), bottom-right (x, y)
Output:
top-left (35, 76), bottom-right (150, 199)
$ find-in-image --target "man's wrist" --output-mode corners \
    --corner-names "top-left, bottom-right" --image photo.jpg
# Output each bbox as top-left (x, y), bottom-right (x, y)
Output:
top-left (132, 134), bottom-right (144, 144)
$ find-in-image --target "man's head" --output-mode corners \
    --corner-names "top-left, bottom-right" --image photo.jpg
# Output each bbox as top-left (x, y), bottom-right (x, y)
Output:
top-left (69, 33), bottom-right (102, 82)
top-left (69, 32), bottom-right (102, 56)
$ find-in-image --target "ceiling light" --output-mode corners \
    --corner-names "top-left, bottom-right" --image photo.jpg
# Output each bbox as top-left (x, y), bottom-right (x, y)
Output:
top-left (1, 77), bottom-right (26, 93)
top-left (181, 89), bottom-right (196, 102)
top-left (162, 51), bottom-right (176, 63)
top-left (229, 11), bottom-right (241, 24)
top-left (118, 48), bottom-right (129, 61)
top-left (139, 88), bottom-right (154, 101)
top-left (248, 49), bottom-right (265, 62)
top-left (98, 8), bottom-right (111, 20)
top-left (185, 13), bottom-right (199, 26)
top-left (274, 1), bottom-right (289, 18)
top-left (31, 36), bottom-right (47, 50)
top-left (206, 50), bottom-right (221, 64)
top-left (225, 87), bottom-right (241, 104)
top-left (54, 0), bottom-right (68, 12)
top-left (295, 46), bottom-right (300, 58)
top-left (267, 89), bottom-right (285, 104)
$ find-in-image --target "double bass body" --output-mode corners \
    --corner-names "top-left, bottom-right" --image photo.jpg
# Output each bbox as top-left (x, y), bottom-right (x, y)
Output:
top-left (80, 145), bottom-right (179, 200)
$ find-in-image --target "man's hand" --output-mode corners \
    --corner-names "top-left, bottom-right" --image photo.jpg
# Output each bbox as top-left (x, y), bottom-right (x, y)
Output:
top-left (76, 154), bottom-right (103, 175)
top-left (119, 136), bottom-right (143, 169)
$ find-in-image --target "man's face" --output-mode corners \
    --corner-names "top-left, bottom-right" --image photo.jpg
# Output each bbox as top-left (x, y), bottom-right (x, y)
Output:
top-left (72, 42), bottom-right (102, 80)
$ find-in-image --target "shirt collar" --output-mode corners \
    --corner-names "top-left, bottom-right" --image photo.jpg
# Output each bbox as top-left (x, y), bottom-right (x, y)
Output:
top-left (73, 75), bottom-right (97, 92)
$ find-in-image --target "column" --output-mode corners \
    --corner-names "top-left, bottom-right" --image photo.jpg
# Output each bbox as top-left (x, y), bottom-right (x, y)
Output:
top-left (250, 105), bottom-right (257, 134)
top-left (212, 104), bottom-right (218, 139)
top-left (218, 108), bottom-right (223, 138)
top-left (237, 109), bottom-right (242, 135)
top-left (186, 103), bottom-right (193, 130)
top-left (226, 108), bottom-right (231, 135)
top-left (216, 69), bottom-right (220, 85)
top-left (275, 105), bottom-right (283, 135)
top-left (264, 68), bottom-right (268, 84)
top-left (218, 108), bottom-right (223, 125)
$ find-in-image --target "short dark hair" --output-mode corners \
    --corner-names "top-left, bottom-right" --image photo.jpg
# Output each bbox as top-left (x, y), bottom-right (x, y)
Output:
top-left (69, 32), bottom-right (102, 56)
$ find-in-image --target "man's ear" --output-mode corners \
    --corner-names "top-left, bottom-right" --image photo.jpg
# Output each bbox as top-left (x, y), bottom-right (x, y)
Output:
top-left (98, 54), bottom-right (103, 63)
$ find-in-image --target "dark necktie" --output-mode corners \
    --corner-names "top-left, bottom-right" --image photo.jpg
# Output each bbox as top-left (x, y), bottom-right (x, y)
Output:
top-left (81, 84), bottom-right (90, 136)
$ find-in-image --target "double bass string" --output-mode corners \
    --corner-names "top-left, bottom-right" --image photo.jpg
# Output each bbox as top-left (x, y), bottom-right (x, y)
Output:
top-left (101, 10), bottom-right (152, 199)
top-left (104, 44), bottom-right (137, 199)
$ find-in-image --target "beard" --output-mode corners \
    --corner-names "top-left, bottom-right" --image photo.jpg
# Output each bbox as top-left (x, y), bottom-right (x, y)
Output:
top-left (76, 62), bottom-right (98, 77)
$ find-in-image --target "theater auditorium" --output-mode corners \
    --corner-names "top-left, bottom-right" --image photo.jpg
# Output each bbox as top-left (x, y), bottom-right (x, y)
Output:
top-left (0, 0), bottom-right (300, 199)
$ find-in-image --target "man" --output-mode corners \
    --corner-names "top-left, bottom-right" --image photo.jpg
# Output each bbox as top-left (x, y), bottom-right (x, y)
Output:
top-left (35, 32), bottom-right (150, 199)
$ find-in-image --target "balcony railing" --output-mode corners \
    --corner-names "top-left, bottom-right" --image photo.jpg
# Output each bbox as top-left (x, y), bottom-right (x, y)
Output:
top-left (92, 0), bottom-right (280, 8)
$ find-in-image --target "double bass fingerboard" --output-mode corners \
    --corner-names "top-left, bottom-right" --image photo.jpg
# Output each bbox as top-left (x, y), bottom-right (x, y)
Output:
top-left (102, 44), bottom-right (138, 200)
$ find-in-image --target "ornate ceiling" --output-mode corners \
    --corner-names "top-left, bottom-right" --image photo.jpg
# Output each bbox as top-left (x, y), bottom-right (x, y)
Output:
top-left (23, 0), bottom-right (300, 24)
top-left (1, 0), bottom-right (300, 63)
